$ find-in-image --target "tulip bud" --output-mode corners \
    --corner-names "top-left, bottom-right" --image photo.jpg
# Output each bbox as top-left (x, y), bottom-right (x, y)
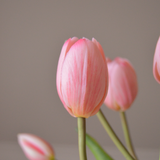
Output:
top-left (18, 133), bottom-right (54, 160)
top-left (56, 37), bottom-right (108, 118)
top-left (104, 57), bottom-right (138, 111)
top-left (153, 37), bottom-right (160, 83)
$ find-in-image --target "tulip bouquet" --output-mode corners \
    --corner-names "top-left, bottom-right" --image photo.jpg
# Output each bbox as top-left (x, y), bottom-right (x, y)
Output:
top-left (17, 37), bottom-right (160, 160)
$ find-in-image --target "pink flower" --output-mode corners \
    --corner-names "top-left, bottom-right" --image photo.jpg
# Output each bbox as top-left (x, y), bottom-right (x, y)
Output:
top-left (18, 133), bottom-right (54, 160)
top-left (56, 37), bottom-right (108, 118)
top-left (104, 57), bottom-right (138, 111)
top-left (153, 37), bottom-right (160, 83)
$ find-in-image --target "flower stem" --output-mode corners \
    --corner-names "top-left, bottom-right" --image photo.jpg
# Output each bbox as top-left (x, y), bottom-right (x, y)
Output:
top-left (77, 117), bottom-right (87, 160)
top-left (120, 111), bottom-right (138, 160)
top-left (96, 109), bottom-right (135, 160)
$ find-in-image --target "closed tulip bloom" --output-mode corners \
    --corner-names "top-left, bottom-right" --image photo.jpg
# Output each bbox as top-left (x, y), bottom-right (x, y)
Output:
top-left (56, 37), bottom-right (108, 118)
top-left (104, 58), bottom-right (138, 111)
top-left (18, 133), bottom-right (54, 160)
top-left (153, 37), bottom-right (160, 83)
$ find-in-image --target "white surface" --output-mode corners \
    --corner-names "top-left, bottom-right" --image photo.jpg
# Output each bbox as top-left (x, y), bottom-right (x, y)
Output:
top-left (0, 142), bottom-right (159, 160)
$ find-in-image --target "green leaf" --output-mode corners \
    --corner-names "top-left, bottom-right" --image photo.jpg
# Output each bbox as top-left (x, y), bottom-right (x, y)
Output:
top-left (86, 133), bottom-right (114, 160)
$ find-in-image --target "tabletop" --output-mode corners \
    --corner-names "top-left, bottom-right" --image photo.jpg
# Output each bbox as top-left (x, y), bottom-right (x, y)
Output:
top-left (0, 142), bottom-right (158, 160)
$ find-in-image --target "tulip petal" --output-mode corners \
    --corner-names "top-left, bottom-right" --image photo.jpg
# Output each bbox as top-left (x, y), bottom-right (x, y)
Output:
top-left (56, 37), bottom-right (79, 116)
top-left (92, 38), bottom-right (106, 63)
top-left (153, 37), bottom-right (160, 83)
top-left (57, 37), bottom-right (79, 95)
top-left (104, 58), bottom-right (138, 111)
top-left (104, 60), bottom-right (119, 110)
top-left (61, 39), bottom-right (107, 117)
top-left (154, 62), bottom-right (160, 82)
top-left (18, 134), bottom-right (54, 160)
top-left (23, 139), bottom-right (45, 155)
top-left (113, 60), bottom-right (137, 110)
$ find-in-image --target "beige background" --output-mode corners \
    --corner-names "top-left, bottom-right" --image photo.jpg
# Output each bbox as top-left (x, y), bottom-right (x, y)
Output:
top-left (0, 0), bottom-right (160, 149)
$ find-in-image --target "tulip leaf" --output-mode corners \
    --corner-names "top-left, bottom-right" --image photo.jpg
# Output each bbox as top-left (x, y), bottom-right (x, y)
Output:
top-left (86, 133), bottom-right (114, 160)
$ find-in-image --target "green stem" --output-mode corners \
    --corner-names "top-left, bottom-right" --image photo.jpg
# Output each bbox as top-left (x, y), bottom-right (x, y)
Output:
top-left (96, 109), bottom-right (135, 160)
top-left (49, 156), bottom-right (55, 160)
top-left (120, 111), bottom-right (138, 160)
top-left (77, 117), bottom-right (87, 160)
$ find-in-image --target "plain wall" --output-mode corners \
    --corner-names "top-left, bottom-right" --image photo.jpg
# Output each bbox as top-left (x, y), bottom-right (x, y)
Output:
top-left (0, 0), bottom-right (160, 149)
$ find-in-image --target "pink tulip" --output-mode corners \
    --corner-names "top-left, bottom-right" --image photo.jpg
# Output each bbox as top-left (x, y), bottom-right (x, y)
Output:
top-left (18, 133), bottom-right (54, 160)
top-left (104, 57), bottom-right (138, 111)
top-left (56, 37), bottom-right (108, 118)
top-left (153, 37), bottom-right (160, 83)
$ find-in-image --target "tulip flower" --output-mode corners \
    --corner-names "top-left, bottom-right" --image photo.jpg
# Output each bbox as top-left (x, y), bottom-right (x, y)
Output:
top-left (153, 37), bottom-right (160, 83)
top-left (96, 58), bottom-right (138, 160)
top-left (104, 57), bottom-right (138, 111)
top-left (56, 37), bottom-right (108, 118)
top-left (18, 133), bottom-right (54, 160)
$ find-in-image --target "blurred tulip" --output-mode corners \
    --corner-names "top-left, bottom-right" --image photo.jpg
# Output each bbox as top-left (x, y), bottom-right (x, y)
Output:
top-left (56, 37), bottom-right (108, 118)
top-left (104, 57), bottom-right (138, 111)
top-left (153, 37), bottom-right (160, 83)
top-left (18, 133), bottom-right (54, 160)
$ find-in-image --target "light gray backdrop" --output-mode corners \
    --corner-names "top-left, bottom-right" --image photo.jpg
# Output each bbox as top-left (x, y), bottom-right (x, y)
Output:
top-left (0, 0), bottom-right (160, 149)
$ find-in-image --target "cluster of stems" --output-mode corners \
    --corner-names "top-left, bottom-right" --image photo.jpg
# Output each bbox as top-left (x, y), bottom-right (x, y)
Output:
top-left (77, 109), bottom-right (138, 160)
